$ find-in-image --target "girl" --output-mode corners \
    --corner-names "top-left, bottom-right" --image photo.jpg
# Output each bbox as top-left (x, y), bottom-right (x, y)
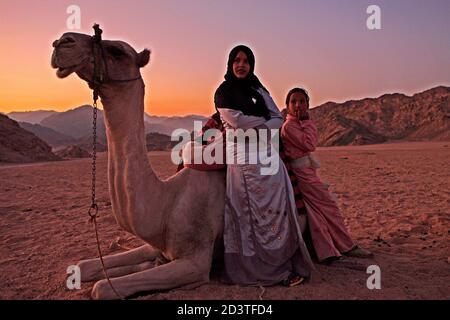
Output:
top-left (281, 87), bottom-right (373, 264)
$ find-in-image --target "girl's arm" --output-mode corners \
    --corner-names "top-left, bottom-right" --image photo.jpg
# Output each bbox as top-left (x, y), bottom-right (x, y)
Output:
top-left (281, 120), bottom-right (318, 152)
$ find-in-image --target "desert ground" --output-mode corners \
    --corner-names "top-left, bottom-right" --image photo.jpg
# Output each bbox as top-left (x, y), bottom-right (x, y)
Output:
top-left (0, 141), bottom-right (449, 300)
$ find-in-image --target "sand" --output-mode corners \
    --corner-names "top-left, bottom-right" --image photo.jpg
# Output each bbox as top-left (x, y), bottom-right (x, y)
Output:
top-left (0, 142), bottom-right (449, 300)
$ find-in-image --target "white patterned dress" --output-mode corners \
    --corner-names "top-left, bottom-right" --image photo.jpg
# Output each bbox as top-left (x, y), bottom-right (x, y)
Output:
top-left (218, 88), bottom-right (313, 286)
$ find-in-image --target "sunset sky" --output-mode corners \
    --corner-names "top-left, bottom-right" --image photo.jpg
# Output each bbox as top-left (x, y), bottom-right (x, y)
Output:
top-left (1, 0), bottom-right (449, 116)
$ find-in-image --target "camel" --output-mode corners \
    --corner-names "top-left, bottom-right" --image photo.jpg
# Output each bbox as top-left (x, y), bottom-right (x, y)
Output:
top-left (51, 31), bottom-right (226, 299)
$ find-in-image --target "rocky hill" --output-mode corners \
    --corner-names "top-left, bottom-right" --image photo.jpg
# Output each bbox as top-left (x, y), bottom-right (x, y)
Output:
top-left (309, 86), bottom-right (450, 146)
top-left (54, 145), bottom-right (91, 159)
top-left (145, 132), bottom-right (179, 151)
top-left (0, 114), bottom-right (60, 163)
top-left (40, 105), bottom-right (107, 140)
top-left (8, 110), bottom-right (57, 124)
top-left (144, 114), bottom-right (208, 135)
top-left (18, 122), bottom-right (77, 148)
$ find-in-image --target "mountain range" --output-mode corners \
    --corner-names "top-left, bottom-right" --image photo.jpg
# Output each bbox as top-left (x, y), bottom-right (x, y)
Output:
top-left (1, 107), bottom-right (208, 163)
top-left (9, 107), bottom-right (207, 138)
top-left (1, 85), bottom-right (449, 163)
top-left (309, 86), bottom-right (450, 146)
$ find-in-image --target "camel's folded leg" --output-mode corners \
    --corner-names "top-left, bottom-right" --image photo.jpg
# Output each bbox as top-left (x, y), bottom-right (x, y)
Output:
top-left (91, 255), bottom-right (210, 300)
top-left (78, 244), bottom-right (160, 282)
top-left (93, 260), bottom-right (155, 280)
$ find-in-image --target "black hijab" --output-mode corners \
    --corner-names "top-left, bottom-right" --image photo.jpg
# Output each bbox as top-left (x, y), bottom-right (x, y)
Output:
top-left (214, 45), bottom-right (271, 120)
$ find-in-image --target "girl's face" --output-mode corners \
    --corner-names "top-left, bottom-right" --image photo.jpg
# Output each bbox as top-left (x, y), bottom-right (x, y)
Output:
top-left (232, 51), bottom-right (250, 79)
top-left (288, 92), bottom-right (309, 117)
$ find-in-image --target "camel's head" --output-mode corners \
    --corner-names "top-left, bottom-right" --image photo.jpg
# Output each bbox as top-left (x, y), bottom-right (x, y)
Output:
top-left (51, 32), bottom-right (150, 86)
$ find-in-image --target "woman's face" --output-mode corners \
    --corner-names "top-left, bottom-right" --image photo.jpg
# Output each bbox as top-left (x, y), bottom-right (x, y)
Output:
top-left (288, 92), bottom-right (309, 117)
top-left (232, 51), bottom-right (250, 79)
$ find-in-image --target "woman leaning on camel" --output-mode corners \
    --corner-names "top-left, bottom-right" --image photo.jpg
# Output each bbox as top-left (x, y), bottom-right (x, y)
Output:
top-left (280, 87), bottom-right (373, 265)
top-left (214, 45), bottom-right (314, 287)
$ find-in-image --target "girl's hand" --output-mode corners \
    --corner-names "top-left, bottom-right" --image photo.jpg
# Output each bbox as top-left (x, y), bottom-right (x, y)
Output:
top-left (298, 106), bottom-right (309, 121)
top-left (288, 109), bottom-right (298, 119)
top-left (299, 111), bottom-right (310, 121)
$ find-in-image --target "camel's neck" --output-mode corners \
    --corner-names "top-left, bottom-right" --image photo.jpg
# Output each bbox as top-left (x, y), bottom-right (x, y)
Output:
top-left (100, 81), bottom-right (165, 248)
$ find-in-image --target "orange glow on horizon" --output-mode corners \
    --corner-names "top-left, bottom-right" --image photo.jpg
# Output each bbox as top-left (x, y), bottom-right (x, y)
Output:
top-left (1, 1), bottom-right (449, 116)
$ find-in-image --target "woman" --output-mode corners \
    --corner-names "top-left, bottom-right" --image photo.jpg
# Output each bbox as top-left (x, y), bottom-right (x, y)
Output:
top-left (214, 46), bottom-right (313, 286)
top-left (280, 87), bottom-right (373, 264)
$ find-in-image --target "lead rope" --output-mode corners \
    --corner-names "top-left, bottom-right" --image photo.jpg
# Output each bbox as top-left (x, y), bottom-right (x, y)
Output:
top-left (87, 23), bottom-right (123, 300)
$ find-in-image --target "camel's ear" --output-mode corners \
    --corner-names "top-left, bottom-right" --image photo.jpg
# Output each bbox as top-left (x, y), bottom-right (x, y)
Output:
top-left (137, 49), bottom-right (151, 68)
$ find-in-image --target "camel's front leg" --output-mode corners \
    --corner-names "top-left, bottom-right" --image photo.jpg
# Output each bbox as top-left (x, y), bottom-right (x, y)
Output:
top-left (78, 244), bottom-right (160, 282)
top-left (91, 255), bottom-right (210, 300)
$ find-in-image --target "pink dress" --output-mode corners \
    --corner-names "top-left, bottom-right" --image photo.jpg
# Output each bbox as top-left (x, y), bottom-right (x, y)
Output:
top-left (281, 114), bottom-right (355, 261)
